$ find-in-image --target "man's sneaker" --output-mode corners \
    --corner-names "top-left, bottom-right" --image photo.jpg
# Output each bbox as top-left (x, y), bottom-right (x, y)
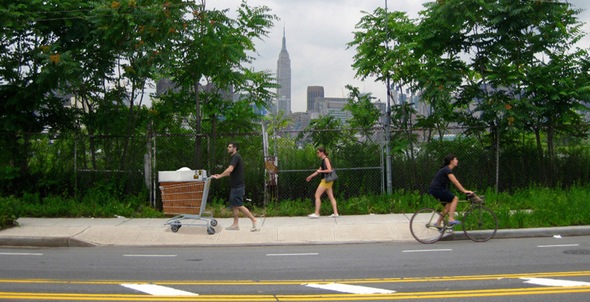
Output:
top-left (308, 213), bottom-right (320, 218)
top-left (448, 220), bottom-right (462, 226)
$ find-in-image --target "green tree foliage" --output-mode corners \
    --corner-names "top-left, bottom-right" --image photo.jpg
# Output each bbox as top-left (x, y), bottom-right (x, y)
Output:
top-left (0, 0), bottom-right (277, 196)
top-left (298, 115), bottom-right (344, 150)
top-left (155, 1), bottom-right (277, 168)
top-left (348, 0), bottom-right (590, 176)
top-left (263, 110), bottom-right (292, 157)
top-left (343, 85), bottom-right (381, 142)
top-left (0, 0), bottom-right (91, 192)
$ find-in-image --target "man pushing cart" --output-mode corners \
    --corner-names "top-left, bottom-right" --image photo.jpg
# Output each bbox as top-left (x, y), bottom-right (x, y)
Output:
top-left (211, 142), bottom-right (259, 232)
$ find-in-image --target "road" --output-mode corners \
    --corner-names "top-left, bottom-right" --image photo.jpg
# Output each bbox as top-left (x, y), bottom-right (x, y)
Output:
top-left (1, 236), bottom-right (590, 301)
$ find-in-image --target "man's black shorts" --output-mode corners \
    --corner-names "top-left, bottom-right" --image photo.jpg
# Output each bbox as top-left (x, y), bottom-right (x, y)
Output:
top-left (229, 185), bottom-right (245, 207)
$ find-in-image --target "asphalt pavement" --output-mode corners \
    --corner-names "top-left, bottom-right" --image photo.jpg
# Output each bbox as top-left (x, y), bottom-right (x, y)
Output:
top-left (1, 214), bottom-right (590, 247)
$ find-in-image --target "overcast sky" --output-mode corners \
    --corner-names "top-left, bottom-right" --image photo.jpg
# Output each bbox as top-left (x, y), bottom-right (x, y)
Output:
top-left (212, 0), bottom-right (589, 113)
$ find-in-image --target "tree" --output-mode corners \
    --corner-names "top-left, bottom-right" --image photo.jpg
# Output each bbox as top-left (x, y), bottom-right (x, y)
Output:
top-left (297, 115), bottom-right (344, 150)
top-left (163, 1), bottom-right (277, 169)
top-left (0, 0), bottom-right (278, 197)
top-left (343, 85), bottom-right (381, 142)
top-left (264, 110), bottom-right (292, 156)
top-left (88, 0), bottom-right (187, 171)
top-left (0, 0), bottom-right (91, 192)
top-left (349, 0), bottom-right (590, 168)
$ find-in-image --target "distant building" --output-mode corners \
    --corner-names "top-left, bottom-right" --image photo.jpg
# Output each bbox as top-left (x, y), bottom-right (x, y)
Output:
top-left (289, 112), bottom-right (312, 131)
top-left (156, 79), bottom-right (235, 102)
top-left (392, 86), bottom-right (430, 120)
top-left (307, 86), bottom-right (324, 113)
top-left (372, 100), bottom-right (387, 125)
top-left (314, 97), bottom-right (351, 124)
top-left (202, 82), bottom-right (235, 102)
top-left (156, 78), bottom-right (179, 96)
top-left (276, 28), bottom-right (291, 115)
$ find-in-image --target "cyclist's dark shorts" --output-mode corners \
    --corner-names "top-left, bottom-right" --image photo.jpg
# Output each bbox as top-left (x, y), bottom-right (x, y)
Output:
top-left (228, 185), bottom-right (245, 207)
top-left (429, 189), bottom-right (455, 204)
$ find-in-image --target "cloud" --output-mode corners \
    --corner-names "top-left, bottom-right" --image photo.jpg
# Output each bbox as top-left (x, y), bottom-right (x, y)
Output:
top-left (213, 0), bottom-right (590, 113)
top-left (214, 0), bottom-right (414, 112)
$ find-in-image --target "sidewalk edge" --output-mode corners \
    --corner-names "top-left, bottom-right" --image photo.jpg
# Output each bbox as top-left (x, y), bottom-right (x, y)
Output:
top-left (0, 236), bottom-right (95, 248)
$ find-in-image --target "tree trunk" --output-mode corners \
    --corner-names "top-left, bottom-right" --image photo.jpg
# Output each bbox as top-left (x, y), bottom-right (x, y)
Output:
top-left (546, 123), bottom-right (556, 186)
top-left (210, 114), bottom-right (217, 173)
top-left (534, 126), bottom-right (544, 184)
top-left (120, 88), bottom-right (135, 172)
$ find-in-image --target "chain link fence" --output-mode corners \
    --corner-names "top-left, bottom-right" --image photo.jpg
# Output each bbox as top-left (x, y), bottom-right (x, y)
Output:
top-left (4, 125), bottom-right (589, 209)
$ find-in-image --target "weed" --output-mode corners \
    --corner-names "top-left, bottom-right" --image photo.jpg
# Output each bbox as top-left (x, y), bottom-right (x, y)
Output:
top-left (3, 186), bottom-right (590, 230)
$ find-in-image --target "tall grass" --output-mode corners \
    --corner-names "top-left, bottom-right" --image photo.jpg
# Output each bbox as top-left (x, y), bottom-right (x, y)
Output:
top-left (2, 186), bottom-right (590, 229)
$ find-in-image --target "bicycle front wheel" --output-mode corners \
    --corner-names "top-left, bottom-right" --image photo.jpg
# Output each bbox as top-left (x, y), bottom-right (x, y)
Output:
top-left (410, 208), bottom-right (445, 244)
top-left (462, 205), bottom-right (498, 242)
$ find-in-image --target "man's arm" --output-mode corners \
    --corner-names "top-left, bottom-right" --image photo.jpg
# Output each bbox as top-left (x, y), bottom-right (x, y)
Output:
top-left (212, 165), bottom-right (234, 179)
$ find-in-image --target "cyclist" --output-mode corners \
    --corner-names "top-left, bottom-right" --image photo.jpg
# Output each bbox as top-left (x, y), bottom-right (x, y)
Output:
top-left (428, 154), bottom-right (473, 227)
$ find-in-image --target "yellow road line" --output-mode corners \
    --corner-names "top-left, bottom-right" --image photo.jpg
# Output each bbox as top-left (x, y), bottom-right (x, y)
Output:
top-left (1, 270), bottom-right (590, 286)
top-left (1, 286), bottom-right (590, 301)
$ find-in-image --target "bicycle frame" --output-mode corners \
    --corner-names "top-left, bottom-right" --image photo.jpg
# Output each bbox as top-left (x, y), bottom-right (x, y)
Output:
top-left (409, 194), bottom-right (498, 243)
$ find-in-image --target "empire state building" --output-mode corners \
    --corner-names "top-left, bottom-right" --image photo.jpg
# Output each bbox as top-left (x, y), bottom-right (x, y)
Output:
top-left (276, 28), bottom-right (291, 114)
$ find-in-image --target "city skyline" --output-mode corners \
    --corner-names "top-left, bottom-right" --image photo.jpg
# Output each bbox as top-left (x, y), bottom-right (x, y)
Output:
top-left (213, 0), bottom-right (590, 113)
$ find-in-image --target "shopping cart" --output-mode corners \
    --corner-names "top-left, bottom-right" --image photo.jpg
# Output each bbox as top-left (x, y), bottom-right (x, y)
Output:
top-left (160, 177), bottom-right (218, 235)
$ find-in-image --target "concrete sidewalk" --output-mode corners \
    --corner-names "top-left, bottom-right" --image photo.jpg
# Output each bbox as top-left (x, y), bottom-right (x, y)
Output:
top-left (1, 214), bottom-right (590, 247)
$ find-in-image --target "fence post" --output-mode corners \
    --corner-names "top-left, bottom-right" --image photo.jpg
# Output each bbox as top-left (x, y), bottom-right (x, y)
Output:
top-left (495, 124), bottom-right (500, 193)
top-left (74, 132), bottom-right (78, 201)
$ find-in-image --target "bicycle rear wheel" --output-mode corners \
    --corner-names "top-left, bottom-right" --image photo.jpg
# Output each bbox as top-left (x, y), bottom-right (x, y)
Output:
top-left (462, 205), bottom-right (498, 242)
top-left (410, 208), bottom-right (445, 244)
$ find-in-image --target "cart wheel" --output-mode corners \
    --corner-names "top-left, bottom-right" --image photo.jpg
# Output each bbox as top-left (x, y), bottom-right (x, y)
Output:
top-left (207, 227), bottom-right (215, 235)
top-left (170, 221), bottom-right (181, 233)
top-left (210, 219), bottom-right (218, 227)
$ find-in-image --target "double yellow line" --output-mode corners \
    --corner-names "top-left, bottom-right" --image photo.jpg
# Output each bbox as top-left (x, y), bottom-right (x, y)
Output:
top-left (2, 270), bottom-right (590, 285)
top-left (2, 287), bottom-right (590, 301)
top-left (1, 271), bottom-right (590, 301)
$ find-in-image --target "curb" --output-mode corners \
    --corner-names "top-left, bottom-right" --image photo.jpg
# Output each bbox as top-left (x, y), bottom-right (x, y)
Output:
top-left (0, 236), bottom-right (95, 248)
top-left (2, 226), bottom-right (590, 247)
top-left (451, 225), bottom-right (590, 240)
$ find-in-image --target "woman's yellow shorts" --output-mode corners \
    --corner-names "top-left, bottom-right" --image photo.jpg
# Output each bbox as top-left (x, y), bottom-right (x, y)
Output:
top-left (319, 178), bottom-right (334, 189)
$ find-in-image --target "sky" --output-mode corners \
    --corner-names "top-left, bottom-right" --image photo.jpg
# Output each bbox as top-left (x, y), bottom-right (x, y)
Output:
top-left (212, 0), bottom-right (590, 113)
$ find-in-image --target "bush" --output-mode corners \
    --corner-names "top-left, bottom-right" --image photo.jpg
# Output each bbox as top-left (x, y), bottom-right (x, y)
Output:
top-left (0, 196), bottom-right (21, 228)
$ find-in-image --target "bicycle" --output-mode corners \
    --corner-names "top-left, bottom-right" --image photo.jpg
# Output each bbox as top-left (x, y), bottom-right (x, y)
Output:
top-left (409, 193), bottom-right (498, 244)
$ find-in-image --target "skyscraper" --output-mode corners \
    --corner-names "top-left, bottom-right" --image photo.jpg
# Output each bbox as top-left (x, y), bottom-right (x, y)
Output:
top-left (307, 86), bottom-right (324, 112)
top-left (276, 27), bottom-right (291, 115)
